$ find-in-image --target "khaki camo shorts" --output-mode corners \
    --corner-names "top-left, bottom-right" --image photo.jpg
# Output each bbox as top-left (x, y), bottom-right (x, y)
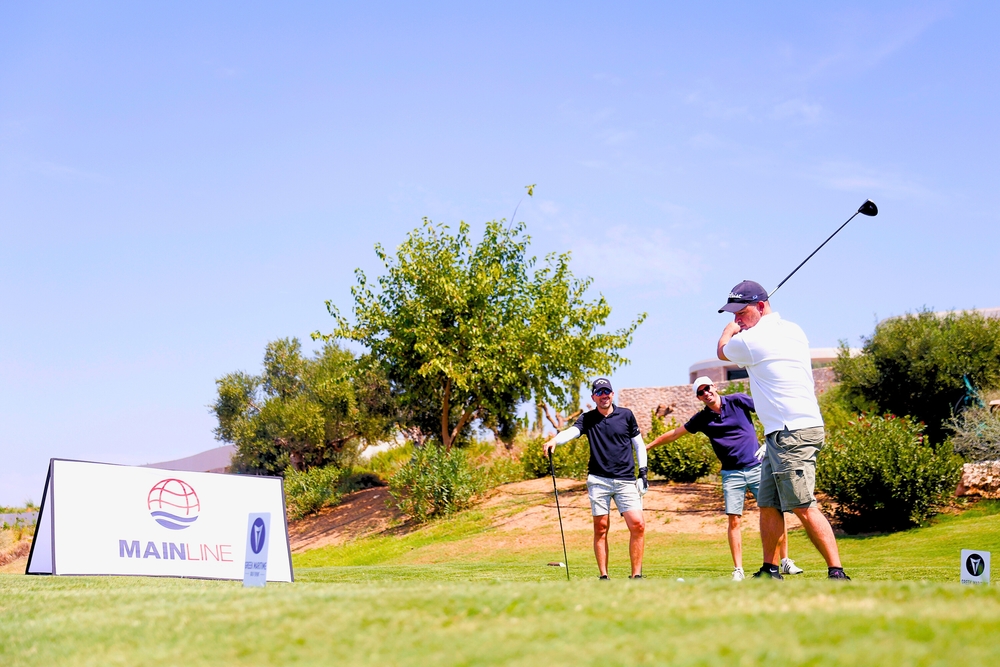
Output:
top-left (757, 426), bottom-right (825, 512)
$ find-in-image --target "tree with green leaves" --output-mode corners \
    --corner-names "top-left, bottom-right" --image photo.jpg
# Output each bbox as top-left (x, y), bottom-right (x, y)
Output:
top-left (834, 309), bottom-right (1000, 443)
top-left (314, 217), bottom-right (644, 450)
top-left (211, 338), bottom-right (397, 474)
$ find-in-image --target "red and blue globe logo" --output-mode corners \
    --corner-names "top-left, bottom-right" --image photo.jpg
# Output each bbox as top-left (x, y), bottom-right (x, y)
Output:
top-left (147, 478), bottom-right (201, 530)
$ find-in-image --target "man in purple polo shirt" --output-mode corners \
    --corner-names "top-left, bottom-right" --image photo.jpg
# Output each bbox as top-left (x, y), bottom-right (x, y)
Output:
top-left (646, 376), bottom-right (803, 580)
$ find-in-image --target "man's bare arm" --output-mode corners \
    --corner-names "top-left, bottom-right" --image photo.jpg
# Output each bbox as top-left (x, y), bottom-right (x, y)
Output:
top-left (717, 321), bottom-right (741, 361)
top-left (646, 425), bottom-right (689, 450)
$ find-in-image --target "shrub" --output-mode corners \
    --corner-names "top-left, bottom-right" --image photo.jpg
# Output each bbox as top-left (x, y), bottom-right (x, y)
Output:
top-left (284, 464), bottom-right (344, 520)
top-left (645, 414), bottom-right (718, 483)
top-left (520, 434), bottom-right (590, 480)
top-left (389, 444), bottom-right (484, 522)
top-left (834, 310), bottom-right (1000, 443)
top-left (482, 453), bottom-right (528, 487)
top-left (356, 443), bottom-right (414, 478)
top-left (949, 404), bottom-right (1000, 462)
top-left (816, 414), bottom-right (963, 533)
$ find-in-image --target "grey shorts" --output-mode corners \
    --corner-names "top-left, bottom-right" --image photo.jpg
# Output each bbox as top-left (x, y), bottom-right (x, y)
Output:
top-left (721, 465), bottom-right (761, 516)
top-left (586, 474), bottom-right (642, 516)
top-left (758, 426), bottom-right (825, 512)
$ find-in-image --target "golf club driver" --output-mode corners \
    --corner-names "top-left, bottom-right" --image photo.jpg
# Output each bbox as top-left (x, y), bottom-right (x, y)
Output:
top-left (548, 451), bottom-right (571, 581)
top-left (768, 199), bottom-right (878, 299)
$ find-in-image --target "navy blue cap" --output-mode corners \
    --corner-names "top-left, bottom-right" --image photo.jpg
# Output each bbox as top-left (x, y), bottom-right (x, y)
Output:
top-left (719, 280), bottom-right (769, 313)
top-left (591, 378), bottom-right (613, 393)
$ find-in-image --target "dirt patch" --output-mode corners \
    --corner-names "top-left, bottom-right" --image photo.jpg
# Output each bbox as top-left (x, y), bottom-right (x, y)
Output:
top-left (287, 478), bottom-right (805, 554)
top-left (486, 478), bottom-right (801, 535)
top-left (288, 487), bottom-right (404, 553)
top-left (0, 539), bottom-right (30, 568)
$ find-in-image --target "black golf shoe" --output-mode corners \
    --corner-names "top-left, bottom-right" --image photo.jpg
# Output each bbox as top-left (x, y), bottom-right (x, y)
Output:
top-left (598, 575), bottom-right (610, 580)
top-left (751, 566), bottom-right (783, 580)
top-left (827, 568), bottom-right (851, 580)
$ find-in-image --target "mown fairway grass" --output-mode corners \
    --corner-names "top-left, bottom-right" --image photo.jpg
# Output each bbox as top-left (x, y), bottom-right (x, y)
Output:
top-left (3, 501), bottom-right (999, 666)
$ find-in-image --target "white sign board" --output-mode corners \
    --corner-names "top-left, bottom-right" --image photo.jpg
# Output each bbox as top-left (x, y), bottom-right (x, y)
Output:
top-left (961, 549), bottom-right (990, 585)
top-left (26, 459), bottom-right (293, 582)
top-left (243, 513), bottom-right (271, 587)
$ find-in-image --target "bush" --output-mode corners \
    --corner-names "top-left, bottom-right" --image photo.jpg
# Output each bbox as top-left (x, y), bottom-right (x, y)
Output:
top-left (520, 434), bottom-right (590, 480)
top-left (645, 414), bottom-right (718, 483)
top-left (834, 310), bottom-right (1000, 443)
top-left (284, 464), bottom-right (344, 520)
top-left (389, 444), bottom-right (484, 522)
top-left (816, 414), bottom-right (963, 533)
top-left (949, 404), bottom-right (1000, 462)
top-left (355, 443), bottom-right (414, 478)
top-left (482, 453), bottom-right (528, 487)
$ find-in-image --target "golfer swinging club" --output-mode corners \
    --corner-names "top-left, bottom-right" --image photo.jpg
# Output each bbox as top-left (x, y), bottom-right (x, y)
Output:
top-left (543, 378), bottom-right (649, 579)
top-left (646, 377), bottom-right (803, 580)
top-left (717, 280), bottom-right (850, 580)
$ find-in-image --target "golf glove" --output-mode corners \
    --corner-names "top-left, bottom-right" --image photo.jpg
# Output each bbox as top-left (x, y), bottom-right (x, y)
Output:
top-left (754, 444), bottom-right (766, 461)
top-left (636, 467), bottom-right (649, 496)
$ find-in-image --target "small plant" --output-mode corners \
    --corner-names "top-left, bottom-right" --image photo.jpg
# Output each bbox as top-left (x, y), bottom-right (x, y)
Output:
top-left (520, 434), bottom-right (590, 480)
top-left (948, 404), bottom-right (1000, 462)
top-left (645, 414), bottom-right (718, 483)
top-left (389, 444), bottom-right (484, 522)
top-left (284, 464), bottom-right (344, 520)
top-left (817, 414), bottom-right (963, 533)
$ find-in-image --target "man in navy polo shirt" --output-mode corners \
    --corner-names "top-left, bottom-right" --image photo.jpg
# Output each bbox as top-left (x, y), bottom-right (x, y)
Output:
top-left (543, 378), bottom-right (648, 579)
top-left (646, 376), bottom-right (803, 580)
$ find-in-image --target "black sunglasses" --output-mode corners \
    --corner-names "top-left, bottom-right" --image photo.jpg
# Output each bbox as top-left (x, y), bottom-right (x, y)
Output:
top-left (593, 388), bottom-right (612, 396)
top-left (697, 387), bottom-right (714, 397)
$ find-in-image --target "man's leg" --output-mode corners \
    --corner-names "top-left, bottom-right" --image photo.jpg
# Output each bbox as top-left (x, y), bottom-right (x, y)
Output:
top-left (792, 506), bottom-right (842, 568)
top-left (780, 519), bottom-right (789, 560)
top-left (593, 514), bottom-right (611, 576)
top-left (760, 506), bottom-right (784, 565)
top-left (622, 510), bottom-right (645, 577)
top-left (727, 514), bottom-right (742, 568)
top-left (587, 475), bottom-right (613, 577)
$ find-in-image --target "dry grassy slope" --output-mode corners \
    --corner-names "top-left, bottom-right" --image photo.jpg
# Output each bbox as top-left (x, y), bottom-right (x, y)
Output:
top-left (287, 478), bottom-right (802, 554)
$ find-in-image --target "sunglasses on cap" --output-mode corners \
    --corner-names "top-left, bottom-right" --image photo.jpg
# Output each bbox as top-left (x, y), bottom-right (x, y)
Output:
top-left (696, 386), bottom-right (714, 397)
top-left (593, 388), bottom-right (612, 396)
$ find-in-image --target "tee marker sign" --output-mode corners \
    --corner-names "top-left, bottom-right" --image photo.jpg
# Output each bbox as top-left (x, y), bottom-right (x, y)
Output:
top-left (960, 549), bottom-right (990, 585)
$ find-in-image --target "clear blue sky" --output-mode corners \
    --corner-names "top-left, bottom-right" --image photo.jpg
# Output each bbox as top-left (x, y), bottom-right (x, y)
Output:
top-left (2, 2), bottom-right (997, 505)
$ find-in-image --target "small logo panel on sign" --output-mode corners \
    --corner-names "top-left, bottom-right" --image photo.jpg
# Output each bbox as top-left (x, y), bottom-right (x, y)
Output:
top-left (250, 517), bottom-right (266, 554)
top-left (147, 478), bottom-right (201, 530)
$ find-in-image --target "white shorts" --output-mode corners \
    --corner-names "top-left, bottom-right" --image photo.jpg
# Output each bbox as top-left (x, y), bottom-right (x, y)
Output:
top-left (587, 474), bottom-right (642, 516)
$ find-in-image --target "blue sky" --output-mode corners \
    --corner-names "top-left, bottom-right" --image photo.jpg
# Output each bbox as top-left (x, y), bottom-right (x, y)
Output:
top-left (2, 2), bottom-right (997, 505)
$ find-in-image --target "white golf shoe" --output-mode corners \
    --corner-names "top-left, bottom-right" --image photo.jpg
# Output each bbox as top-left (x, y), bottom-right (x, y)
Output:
top-left (732, 567), bottom-right (745, 581)
top-left (781, 558), bottom-right (804, 575)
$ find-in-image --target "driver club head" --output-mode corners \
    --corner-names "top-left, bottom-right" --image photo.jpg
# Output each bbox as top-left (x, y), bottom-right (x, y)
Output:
top-left (858, 199), bottom-right (878, 217)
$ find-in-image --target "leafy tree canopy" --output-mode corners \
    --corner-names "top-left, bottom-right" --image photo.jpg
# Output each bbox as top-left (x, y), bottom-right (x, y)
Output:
top-left (834, 309), bottom-right (1000, 443)
top-left (315, 217), bottom-right (644, 449)
top-left (211, 338), bottom-right (397, 474)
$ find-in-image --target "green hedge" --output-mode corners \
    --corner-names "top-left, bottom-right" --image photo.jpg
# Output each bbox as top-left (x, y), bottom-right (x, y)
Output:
top-left (817, 414), bottom-right (963, 533)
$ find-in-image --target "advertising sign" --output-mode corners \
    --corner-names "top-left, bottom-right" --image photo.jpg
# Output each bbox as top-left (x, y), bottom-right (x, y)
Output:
top-left (960, 549), bottom-right (990, 585)
top-left (26, 459), bottom-right (293, 582)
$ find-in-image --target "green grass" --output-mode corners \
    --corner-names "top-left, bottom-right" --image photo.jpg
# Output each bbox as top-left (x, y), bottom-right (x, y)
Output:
top-left (2, 502), bottom-right (999, 666)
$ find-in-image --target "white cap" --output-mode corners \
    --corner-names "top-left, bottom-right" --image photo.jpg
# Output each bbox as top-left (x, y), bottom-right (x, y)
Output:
top-left (692, 376), bottom-right (715, 396)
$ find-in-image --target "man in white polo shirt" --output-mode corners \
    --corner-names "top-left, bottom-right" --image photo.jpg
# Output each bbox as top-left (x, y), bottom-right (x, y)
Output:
top-left (716, 280), bottom-right (850, 580)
